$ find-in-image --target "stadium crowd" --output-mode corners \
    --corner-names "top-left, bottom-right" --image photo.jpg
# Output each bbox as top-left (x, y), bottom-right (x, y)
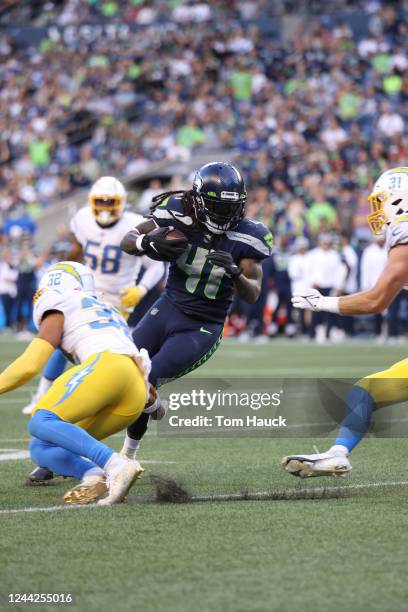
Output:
top-left (0, 0), bottom-right (407, 339)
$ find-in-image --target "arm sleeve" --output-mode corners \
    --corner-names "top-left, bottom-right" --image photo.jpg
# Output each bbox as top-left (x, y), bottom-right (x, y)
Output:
top-left (150, 196), bottom-right (194, 230)
top-left (0, 338), bottom-right (55, 394)
top-left (139, 257), bottom-right (166, 291)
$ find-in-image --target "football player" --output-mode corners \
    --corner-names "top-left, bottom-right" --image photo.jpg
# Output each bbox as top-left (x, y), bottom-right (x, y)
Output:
top-left (119, 162), bottom-right (273, 458)
top-left (283, 167), bottom-right (408, 478)
top-left (0, 261), bottom-right (152, 504)
top-left (23, 176), bottom-right (164, 416)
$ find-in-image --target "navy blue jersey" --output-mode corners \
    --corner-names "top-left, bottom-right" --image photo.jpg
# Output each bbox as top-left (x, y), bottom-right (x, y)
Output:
top-left (150, 195), bottom-right (273, 323)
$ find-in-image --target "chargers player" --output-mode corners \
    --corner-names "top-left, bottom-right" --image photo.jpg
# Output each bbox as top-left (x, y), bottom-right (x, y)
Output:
top-left (23, 176), bottom-right (164, 417)
top-left (283, 167), bottom-right (408, 477)
top-left (0, 261), bottom-right (151, 504)
top-left (119, 162), bottom-right (273, 458)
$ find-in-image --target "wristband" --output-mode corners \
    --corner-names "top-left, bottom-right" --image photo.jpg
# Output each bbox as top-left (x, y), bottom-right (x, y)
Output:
top-left (319, 296), bottom-right (340, 314)
top-left (135, 234), bottom-right (145, 252)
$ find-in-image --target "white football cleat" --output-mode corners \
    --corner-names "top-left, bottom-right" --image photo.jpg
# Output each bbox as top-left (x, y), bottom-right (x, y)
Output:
top-left (282, 448), bottom-right (352, 478)
top-left (22, 390), bottom-right (42, 415)
top-left (98, 459), bottom-right (144, 505)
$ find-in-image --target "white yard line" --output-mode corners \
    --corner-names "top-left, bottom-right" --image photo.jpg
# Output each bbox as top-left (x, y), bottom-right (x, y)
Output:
top-left (1, 480), bottom-right (408, 515)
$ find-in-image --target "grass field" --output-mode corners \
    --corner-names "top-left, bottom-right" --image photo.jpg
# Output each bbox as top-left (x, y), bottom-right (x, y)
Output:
top-left (1, 338), bottom-right (408, 612)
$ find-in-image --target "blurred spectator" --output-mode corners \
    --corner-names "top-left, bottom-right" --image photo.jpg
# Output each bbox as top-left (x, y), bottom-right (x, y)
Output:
top-left (14, 239), bottom-right (41, 337)
top-left (2, 205), bottom-right (37, 243)
top-left (339, 233), bottom-right (358, 336)
top-left (268, 235), bottom-right (295, 337)
top-left (307, 234), bottom-right (344, 342)
top-left (360, 236), bottom-right (388, 337)
top-left (137, 179), bottom-right (163, 214)
top-left (288, 237), bottom-right (310, 335)
top-left (0, 250), bottom-right (17, 330)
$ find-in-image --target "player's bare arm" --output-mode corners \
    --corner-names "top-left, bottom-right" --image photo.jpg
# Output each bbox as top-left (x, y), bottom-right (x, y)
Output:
top-left (37, 311), bottom-right (64, 348)
top-left (292, 244), bottom-right (408, 316)
top-left (234, 258), bottom-right (263, 304)
top-left (66, 233), bottom-right (83, 261)
top-left (338, 245), bottom-right (408, 315)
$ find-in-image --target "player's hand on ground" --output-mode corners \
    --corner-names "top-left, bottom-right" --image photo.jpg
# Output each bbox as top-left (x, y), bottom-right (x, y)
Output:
top-left (291, 288), bottom-right (323, 311)
top-left (206, 250), bottom-right (241, 279)
top-left (120, 285), bottom-right (147, 310)
top-left (142, 227), bottom-right (188, 261)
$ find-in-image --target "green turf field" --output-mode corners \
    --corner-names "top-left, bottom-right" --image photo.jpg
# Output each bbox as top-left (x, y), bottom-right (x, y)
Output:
top-left (1, 338), bottom-right (408, 612)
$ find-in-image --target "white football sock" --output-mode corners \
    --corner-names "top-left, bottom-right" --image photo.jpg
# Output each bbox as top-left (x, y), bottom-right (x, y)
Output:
top-left (104, 452), bottom-right (126, 474)
top-left (121, 434), bottom-right (141, 460)
top-left (38, 376), bottom-right (53, 396)
top-left (329, 444), bottom-right (349, 456)
top-left (82, 466), bottom-right (104, 482)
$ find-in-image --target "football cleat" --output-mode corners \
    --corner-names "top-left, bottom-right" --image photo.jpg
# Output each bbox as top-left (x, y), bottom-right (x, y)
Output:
top-left (282, 450), bottom-right (352, 478)
top-left (26, 466), bottom-right (54, 485)
top-left (64, 475), bottom-right (107, 505)
top-left (98, 459), bottom-right (144, 506)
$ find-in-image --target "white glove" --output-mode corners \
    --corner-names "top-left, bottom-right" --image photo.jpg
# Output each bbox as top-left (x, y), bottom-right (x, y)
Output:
top-left (291, 288), bottom-right (340, 313)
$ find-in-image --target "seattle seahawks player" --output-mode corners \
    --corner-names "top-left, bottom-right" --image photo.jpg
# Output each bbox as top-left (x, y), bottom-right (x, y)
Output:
top-left (24, 176), bottom-right (164, 484)
top-left (119, 162), bottom-right (273, 458)
top-left (283, 167), bottom-right (408, 478)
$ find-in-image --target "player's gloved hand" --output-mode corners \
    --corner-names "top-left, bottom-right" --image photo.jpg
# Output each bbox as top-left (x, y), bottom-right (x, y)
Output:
top-left (291, 288), bottom-right (340, 313)
top-left (205, 250), bottom-right (241, 279)
top-left (120, 285), bottom-right (147, 311)
top-left (291, 288), bottom-right (323, 311)
top-left (141, 227), bottom-right (188, 262)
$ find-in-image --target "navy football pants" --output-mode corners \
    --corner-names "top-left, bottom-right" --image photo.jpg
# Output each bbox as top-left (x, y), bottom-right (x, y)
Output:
top-left (132, 294), bottom-right (223, 387)
top-left (128, 294), bottom-right (223, 440)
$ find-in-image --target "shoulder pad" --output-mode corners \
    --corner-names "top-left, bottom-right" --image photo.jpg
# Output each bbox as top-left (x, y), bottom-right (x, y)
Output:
top-left (151, 195), bottom-right (194, 227)
top-left (386, 219), bottom-right (408, 251)
top-left (227, 219), bottom-right (273, 258)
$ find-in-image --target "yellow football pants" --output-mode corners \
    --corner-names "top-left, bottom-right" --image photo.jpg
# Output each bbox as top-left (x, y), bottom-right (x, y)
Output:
top-left (358, 357), bottom-right (408, 408)
top-left (33, 351), bottom-right (147, 440)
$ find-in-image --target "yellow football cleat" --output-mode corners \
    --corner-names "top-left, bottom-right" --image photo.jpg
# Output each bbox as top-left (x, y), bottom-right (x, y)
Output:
top-left (63, 475), bottom-right (107, 505)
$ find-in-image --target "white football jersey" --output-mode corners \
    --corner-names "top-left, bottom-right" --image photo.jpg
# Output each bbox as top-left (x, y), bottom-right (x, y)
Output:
top-left (33, 288), bottom-right (151, 382)
top-left (70, 208), bottom-right (143, 308)
top-left (386, 219), bottom-right (408, 252)
top-left (386, 220), bottom-right (408, 289)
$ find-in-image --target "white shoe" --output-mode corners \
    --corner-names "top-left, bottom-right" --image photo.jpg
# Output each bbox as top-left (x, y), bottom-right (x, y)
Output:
top-left (98, 459), bottom-right (144, 505)
top-left (282, 449), bottom-right (352, 478)
top-left (22, 390), bottom-right (42, 415)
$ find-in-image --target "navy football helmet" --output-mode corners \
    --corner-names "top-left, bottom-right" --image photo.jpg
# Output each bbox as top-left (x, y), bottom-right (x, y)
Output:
top-left (192, 162), bottom-right (246, 233)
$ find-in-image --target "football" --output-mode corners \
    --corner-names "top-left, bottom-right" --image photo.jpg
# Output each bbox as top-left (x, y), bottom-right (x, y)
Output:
top-left (165, 228), bottom-right (187, 241)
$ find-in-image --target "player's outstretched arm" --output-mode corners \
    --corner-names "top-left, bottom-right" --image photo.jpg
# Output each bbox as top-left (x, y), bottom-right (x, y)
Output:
top-left (0, 312), bottom-right (63, 395)
top-left (292, 244), bottom-right (408, 316)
